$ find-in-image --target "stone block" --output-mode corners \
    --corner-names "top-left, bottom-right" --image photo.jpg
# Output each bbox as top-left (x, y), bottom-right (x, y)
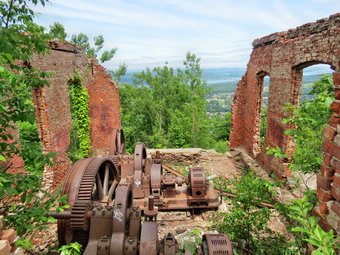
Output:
top-left (0, 240), bottom-right (11, 255)
top-left (0, 229), bottom-right (17, 244)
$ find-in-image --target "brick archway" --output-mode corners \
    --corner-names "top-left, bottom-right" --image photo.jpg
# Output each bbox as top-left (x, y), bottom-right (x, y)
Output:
top-left (229, 13), bottom-right (340, 232)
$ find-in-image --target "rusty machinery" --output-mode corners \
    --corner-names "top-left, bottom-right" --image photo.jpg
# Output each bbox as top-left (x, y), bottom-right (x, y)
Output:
top-left (52, 160), bottom-right (233, 254)
top-left (108, 129), bottom-right (221, 211)
top-left (51, 129), bottom-right (232, 254)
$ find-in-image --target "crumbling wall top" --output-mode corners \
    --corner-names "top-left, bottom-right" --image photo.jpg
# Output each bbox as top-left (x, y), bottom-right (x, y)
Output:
top-left (252, 12), bottom-right (340, 48)
top-left (48, 39), bottom-right (84, 53)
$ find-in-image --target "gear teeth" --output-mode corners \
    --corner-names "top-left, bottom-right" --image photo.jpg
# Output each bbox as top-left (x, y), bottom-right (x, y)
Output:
top-left (70, 200), bottom-right (91, 231)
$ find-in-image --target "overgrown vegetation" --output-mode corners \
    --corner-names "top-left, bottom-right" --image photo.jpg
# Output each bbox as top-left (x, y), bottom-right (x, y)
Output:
top-left (67, 73), bottom-right (91, 162)
top-left (212, 169), bottom-right (339, 254)
top-left (267, 74), bottom-right (334, 173)
top-left (59, 242), bottom-right (82, 255)
top-left (0, 0), bottom-right (69, 246)
top-left (119, 53), bottom-right (231, 153)
top-left (289, 197), bottom-right (340, 255)
top-left (213, 170), bottom-right (295, 254)
top-left (120, 53), bottom-right (212, 151)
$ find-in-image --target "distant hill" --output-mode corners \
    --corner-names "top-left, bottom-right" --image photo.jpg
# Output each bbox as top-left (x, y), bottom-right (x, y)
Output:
top-left (206, 74), bottom-right (331, 95)
top-left (117, 67), bottom-right (332, 114)
top-left (119, 67), bottom-right (330, 91)
top-left (119, 67), bottom-right (247, 85)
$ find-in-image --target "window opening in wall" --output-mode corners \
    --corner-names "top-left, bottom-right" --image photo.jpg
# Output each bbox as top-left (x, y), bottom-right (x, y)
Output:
top-left (260, 75), bottom-right (270, 147)
top-left (253, 72), bottom-right (270, 156)
top-left (288, 63), bottom-right (334, 176)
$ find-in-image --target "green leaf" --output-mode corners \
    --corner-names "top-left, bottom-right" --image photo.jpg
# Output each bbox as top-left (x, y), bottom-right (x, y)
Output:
top-left (0, 154), bottom-right (6, 162)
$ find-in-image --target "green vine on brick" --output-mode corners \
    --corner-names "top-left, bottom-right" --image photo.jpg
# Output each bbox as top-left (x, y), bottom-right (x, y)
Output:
top-left (68, 71), bottom-right (91, 161)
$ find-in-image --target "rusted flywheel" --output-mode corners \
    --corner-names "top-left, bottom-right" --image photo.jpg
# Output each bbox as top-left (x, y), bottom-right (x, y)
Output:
top-left (131, 143), bottom-right (147, 199)
top-left (109, 128), bottom-right (126, 156)
top-left (57, 157), bottom-right (119, 248)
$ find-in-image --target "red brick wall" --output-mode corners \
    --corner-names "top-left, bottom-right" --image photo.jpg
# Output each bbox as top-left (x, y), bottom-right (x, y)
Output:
top-left (30, 40), bottom-right (121, 189)
top-left (87, 64), bottom-right (121, 156)
top-left (230, 13), bottom-right (340, 232)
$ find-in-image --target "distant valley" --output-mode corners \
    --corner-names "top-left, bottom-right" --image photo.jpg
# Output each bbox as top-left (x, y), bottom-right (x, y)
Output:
top-left (119, 67), bottom-right (332, 114)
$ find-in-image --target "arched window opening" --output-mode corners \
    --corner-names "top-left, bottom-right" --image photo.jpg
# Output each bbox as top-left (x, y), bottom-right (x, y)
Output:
top-left (253, 72), bottom-right (270, 156)
top-left (289, 63), bottom-right (334, 177)
top-left (260, 75), bottom-right (270, 146)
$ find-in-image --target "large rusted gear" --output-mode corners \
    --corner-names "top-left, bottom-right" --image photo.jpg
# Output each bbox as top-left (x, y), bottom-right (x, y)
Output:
top-left (132, 143), bottom-right (147, 198)
top-left (70, 200), bottom-right (91, 231)
top-left (57, 157), bottom-right (119, 248)
top-left (150, 164), bottom-right (162, 198)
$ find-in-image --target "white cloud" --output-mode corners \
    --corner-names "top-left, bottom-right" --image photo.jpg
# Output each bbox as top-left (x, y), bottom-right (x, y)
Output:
top-left (34, 0), bottom-right (340, 70)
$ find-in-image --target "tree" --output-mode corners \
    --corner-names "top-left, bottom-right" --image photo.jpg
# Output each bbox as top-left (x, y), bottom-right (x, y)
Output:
top-left (0, 0), bottom-right (67, 241)
top-left (70, 33), bottom-right (117, 64)
top-left (49, 21), bottom-right (67, 40)
top-left (119, 52), bottom-right (211, 151)
top-left (48, 21), bottom-right (127, 80)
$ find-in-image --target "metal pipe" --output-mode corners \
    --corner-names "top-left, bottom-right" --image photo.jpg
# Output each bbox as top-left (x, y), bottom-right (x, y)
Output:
top-left (49, 210), bottom-right (72, 219)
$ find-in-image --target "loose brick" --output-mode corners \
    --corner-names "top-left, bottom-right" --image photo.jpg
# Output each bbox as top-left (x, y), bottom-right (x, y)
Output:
top-left (323, 126), bottom-right (337, 141)
top-left (0, 229), bottom-right (17, 244)
top-left (329, 115), bottom-right (340, 128)
top-left (333, 173), bottom-right (340, 187)
top-left (334, 72), bottom-right (340, 85)
top-left (319, 202), bottom-right (328, 214)
top-left (330, 184), bottom-right (340, 201)
top-left (0, 240), bottom-right (11, 255)
top-left (317, 188), bottom-right (333, 202)
top-left (331, 201), bottom-right (340, 216)
top-left (317, 174), bottom-right (332, 191)
top-left (323, 153), bottom-right (332, 167)
top-left (323, 141), bottom-right (340, 159)
top-left (320, 164), bottom-right (335, 180)
top-left (335, 90), bottom-right (340, 100)
top-left (331, 101), bottom-right (340, 115)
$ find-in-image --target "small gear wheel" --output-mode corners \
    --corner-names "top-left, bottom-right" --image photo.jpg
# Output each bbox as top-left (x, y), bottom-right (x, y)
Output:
top-left (70, 200), bottom-right (92, 231)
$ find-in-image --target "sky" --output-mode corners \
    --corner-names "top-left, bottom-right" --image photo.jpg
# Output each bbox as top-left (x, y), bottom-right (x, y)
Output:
top-left (32, 0), bottom-right (340, 71)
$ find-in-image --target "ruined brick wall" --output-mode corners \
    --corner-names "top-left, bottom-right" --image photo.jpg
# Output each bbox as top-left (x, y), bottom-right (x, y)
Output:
top-left (86, 64), bottom-right (121, 156)
top-left (31, 40), bottom-right (121, 189)
top-left (229, 13), bottom-right (340, 232)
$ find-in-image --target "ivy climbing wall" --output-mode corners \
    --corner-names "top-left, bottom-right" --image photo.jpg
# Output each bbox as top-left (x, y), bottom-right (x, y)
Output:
top-left (31, 40), bottom-right (121, 189)
top-left (230, 13), bottom-right (340, 232)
